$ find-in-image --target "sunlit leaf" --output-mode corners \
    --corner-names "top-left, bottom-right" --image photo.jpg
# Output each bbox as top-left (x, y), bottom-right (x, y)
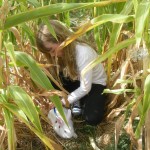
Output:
top-left (81, 38), bottom-right (136, 78)
top-left (142, 74), bottom-right (150, 112)
top-left (27, 0), bottom-right (41, 7)
top-left (0, 57), bottom-right (3, 87)
top-left (14, 51), bottom-right (68, 125)
top-left (4, 42), bottom-right (19, 73)
top-left (113, 79), bottom-right (133, 87)
top-left (135, 74), bottom-right (150, 138)
top-left (58, 14), bottom-right (134, 51)
top-left (3, 1), bottom-right (127, 29)
top-left (109, 0), bottom-right (133, 48)
top-left (42, 17), bottom-right (57, 40)
top-left (94, 27), bottom-right (101, 53)
top-left (3, 109), bottom-right (15, 150)
top-left (1, 101), bottom-right (62, 150)
top-left (15, 51), bottom-right (53, 90)
top-left (103, 88), bottom-right (135, 95)
top-left (8, 85), bottom-right (43, 132)
top-left (21, 24), bottom-right (35, 46)
top-left (132, 0), bottom-right (138, 13)
top-left (135, 2), bottom-right (150, 47)
top-left (145, 110), bottom-right (150, 150)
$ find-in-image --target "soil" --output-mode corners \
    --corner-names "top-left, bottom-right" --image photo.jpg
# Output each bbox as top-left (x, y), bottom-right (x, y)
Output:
top-left (14, 116), bottom-right (115, 150)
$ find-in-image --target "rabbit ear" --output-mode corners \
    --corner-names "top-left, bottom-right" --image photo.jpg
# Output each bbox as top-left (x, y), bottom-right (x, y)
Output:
top-left (48, 107), bottom-right (78, 139)
top-left (48, 108), bottom-right (56, 125)
top-left (66, 109), bottom-right (71, 120)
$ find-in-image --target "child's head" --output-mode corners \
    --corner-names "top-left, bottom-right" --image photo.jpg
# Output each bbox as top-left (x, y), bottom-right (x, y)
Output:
top-left (36, 20), bottom-right (73, 56)
top-left (36, 20), bottom-right (78, 80)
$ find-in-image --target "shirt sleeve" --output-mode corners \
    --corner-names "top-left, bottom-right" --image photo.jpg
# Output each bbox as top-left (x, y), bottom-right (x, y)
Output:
top-left (67, 46), bottom-right (95, 104)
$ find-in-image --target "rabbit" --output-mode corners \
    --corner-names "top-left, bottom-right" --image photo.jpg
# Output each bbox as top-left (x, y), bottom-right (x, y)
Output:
top-left (48, 107), bottom-right (77, 139)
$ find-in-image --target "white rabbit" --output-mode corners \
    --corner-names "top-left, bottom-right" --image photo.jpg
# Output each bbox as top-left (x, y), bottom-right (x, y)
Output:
top-left (48, 107), bottom-right (77, 139)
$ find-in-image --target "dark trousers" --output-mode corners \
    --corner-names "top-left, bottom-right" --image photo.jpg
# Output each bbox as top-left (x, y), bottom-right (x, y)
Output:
top-left (52, 74), bottom-right (107, 126)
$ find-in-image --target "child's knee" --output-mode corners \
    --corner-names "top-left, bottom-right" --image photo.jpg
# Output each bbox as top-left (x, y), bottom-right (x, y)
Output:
top-left (84, 114), bottom-right (103, 126)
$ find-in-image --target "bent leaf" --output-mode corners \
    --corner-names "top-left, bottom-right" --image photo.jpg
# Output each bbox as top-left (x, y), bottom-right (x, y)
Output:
top-left (3, 1), bottom-right (127, 29)
top-left (15, 51), bottom-right (53, 90)
top-left (14, 51), bottom-right (67, 125)
top-left (135, 2), bottom-right (150, 47)
top-left (8, 85), bottom-right (43, 132)
top-left (1, 101), bottom-right (62, 150)
top-left (3, 108), bottom-right (15, 150)
top-left (135, 74), bottom-right (150, 138)
top-left (0, 57), bottom-right (3, 87)
top-left (58, 14), bottom-right (134, 51)
top-left (103, 89), bottom-right (135, 95)
top-left (81, 38), bottom-right (136, 79)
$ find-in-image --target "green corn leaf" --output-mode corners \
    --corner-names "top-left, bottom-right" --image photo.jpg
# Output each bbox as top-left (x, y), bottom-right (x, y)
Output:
top-left (142, 0), bottom-right (150, 2)
top-left (4, 42), bottom-right (19, 72)
top-left (135, 2), bottom-right (150, 47)
top-left (58, 14), bottom-right (134, 53)
top-left (3, 108), bottom-right (16, 150)
top-left (3, 1), bottom-right (127, 30)
top-left (142, 74), bottom-right (150, 113)
top-left (91, 14), bottom-right (134, 24)
top-left (64, 11), bottom-right (71, 27)
top-left (125, 98), bottom-right (136, 117)
top-left (0, 93), bottom-right (8, 103)
top-left (0, 93), bottom-right (30, 122)
top-left (21, 24), bottom-right (36, 46)
top-left (103, 88), bottom-right (135, 95)
top-left (8, 85), bottom-right (43, 132)
top-left (113, 79), bottom-right (133, 87)
top-left (135, 74), bottom-right (150, 138)
top-left (0, 94), bottom-right (27, 149)
top-left (0, 57), bottom-right (3, 87)
top-left (109, 0), bottom-right (133, 48)
top-left (94, 26), bottom-right (101, 53)
top-left (15, 51), bottom-right (53, 90)
top-left (81, 38), bottom-right (136, 78)
top-left (107, 1), bottom-right (133, 83)
top-left (138, 101), bottom-right (143, 117)
top-left (42, 17), bottom-right (57, 40)
top-left (0, 30), bottom-right (2, 50)
top-left (14, 51), bottom-right (68, 125)
top-left (3, 3), bottom-right (89, 29)
top-left (93, 0), bottom-right (102, 53)
top-left (1, 101), bottom-right (62, 150)
top-left (132, 0), bottom-right (138, 13)
top-left (27, 0), bottom-right (41, 7)
top-left (4, 42), bottom-right (15, 60)
top-left (27, 0), bottom-right (58, 41)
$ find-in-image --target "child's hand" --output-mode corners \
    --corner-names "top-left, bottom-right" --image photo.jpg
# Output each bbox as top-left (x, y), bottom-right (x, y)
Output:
top-left (61, 98), bottom-right (70, 108)
top-left (49, 102), bottom-right (55, 110)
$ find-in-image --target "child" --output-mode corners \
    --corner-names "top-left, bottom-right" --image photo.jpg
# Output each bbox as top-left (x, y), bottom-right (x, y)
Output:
top-left (36, 20), bottom-right (107, 125)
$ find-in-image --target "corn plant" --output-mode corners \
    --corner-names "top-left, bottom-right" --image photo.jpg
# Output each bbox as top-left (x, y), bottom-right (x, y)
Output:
top-left (0, 0), bottom-right (150, 149)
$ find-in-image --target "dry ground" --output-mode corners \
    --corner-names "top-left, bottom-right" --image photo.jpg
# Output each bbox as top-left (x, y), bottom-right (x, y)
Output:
top-left (15, 116), bottom-right (115, 150)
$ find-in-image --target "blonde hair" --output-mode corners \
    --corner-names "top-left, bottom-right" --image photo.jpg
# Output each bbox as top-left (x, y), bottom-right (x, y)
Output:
top-left (36, 20), bottom-right (79, 81)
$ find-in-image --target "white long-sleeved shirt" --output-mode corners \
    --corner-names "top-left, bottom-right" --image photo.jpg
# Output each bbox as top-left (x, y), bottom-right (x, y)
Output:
top-left (68, 43), bottom-right (107, 104)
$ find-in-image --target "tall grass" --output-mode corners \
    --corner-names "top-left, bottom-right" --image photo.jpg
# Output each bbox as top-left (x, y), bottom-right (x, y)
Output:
top-left (0, 0), bottom-right (150, 149)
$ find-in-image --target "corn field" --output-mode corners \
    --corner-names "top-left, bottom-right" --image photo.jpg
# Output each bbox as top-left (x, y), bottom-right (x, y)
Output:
top-left (0, 0), bottom-right (150, 150)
